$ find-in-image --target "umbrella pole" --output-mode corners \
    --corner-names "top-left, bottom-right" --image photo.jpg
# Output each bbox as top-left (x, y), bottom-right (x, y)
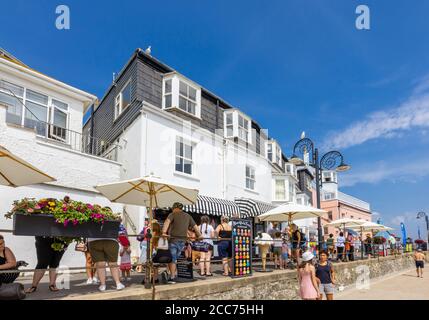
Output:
top-left (149, 190), bottom-right (156, 300)
top-left (360, 227), bottom-right (364, 260)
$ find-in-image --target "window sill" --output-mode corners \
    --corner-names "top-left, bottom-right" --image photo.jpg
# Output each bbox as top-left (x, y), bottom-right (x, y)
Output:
top-left (113, 103), bottom-right (132, 124)
top-left (164, 106), bottom-right (201, 121)
top-left (173, 171), bottom-right (200, 182)
top-left (224, 135), bottom-right (252, 145)
top-left (244, 188), bottom-right (259, 195)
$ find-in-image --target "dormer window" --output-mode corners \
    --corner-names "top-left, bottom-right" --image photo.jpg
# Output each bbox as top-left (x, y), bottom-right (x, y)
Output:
top-left (322, 171), bottom-right (337, 183)
top-left (224, 110), bottom-right (252, 143)
top-left (162, 74), bottom-right (201, 118)
top-left (114, 80), bottom-right (131, 120)
top-left (266, 140), bottom-right (282, 166)
top-left (285, 163), bottom-right (297, 178)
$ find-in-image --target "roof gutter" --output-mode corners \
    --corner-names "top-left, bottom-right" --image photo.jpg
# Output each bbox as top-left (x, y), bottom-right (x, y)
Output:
top-left (0, 57), bottom-right (97, 108)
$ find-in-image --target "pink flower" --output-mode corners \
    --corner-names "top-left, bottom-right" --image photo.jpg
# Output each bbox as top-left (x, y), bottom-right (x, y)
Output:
top-left (73, 219), bottom-right (78, 226)
top-left (87, 204), bottom-right (94, 210)
top-left (27, 208), bottom-right (34, 213)
top-left (64, 219), bottom-right (69, 227)
top-left (34, 205), bottom-right (41, 210)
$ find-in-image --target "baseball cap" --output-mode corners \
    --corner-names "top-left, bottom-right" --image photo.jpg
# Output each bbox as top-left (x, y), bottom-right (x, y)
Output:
top-left (172, 202), bottom-right (184, 210)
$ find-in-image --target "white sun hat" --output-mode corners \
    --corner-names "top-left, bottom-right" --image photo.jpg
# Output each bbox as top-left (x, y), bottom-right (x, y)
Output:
top-left (302, 251), bottom-right (314, 262)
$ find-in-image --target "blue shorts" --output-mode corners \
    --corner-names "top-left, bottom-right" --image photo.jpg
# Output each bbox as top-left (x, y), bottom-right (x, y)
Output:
top-left (218, 240), bottom-right (231, 258)
top-left (282, 253), bottom-right (288, 260)
top-left (169, 240), bottom-right (185, 263)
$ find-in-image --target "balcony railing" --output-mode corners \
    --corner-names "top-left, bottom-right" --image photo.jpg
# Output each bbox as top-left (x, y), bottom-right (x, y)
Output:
top-left (337, 191), bottom-right (371, 211)
top-left (1, 84), bottom-right (119, 161)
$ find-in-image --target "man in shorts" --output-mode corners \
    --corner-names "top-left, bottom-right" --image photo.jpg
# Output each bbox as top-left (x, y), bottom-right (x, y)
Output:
top-left (414, 248), bottom-right (425, 278)
top-left (162, 202), bottom-right (202, 283)
top-left (88, 237), bottom-right (125, 292)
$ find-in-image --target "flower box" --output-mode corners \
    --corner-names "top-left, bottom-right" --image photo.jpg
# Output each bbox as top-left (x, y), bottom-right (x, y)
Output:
top-left (13, 212), bottom-right (120, 238)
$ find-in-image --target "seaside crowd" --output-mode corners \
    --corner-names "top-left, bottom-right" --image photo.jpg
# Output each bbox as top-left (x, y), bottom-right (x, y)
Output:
top-left (0, 203), bottom-right (426, 300)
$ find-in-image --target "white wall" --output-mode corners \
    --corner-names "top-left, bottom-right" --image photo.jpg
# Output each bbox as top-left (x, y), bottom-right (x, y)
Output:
top-left (132, 105), bottom-right (274, 204)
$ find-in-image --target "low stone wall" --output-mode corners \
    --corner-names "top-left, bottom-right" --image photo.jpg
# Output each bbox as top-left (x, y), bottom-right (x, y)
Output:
top-left (158, 254), bottom-right (419, 300)
top-left (66, 253), bottom-right (426, 300)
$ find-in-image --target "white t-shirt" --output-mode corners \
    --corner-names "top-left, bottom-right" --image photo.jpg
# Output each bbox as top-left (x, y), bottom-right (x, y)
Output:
top-left (336, 236), bottom-right (345, 248)
top-left (199, 223), bottom-right (214, 246)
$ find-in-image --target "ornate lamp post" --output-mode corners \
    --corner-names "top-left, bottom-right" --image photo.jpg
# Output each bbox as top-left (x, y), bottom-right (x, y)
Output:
top-left (417, 211), bottom-right (429, 248)
top-left (289, 137), bottom-right (350, 251)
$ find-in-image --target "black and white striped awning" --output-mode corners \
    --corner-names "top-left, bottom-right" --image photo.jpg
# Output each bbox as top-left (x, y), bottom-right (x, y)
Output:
top-left (235, 197), bottom-right (277, 218)
top-left (183, 195), bottom-right (241, 217)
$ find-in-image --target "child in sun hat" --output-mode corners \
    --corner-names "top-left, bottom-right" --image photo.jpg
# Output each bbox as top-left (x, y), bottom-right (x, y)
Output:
top-left (297, 251), bottom-right (320, 300)
top-left (118, 235), bottom-right (132, 281)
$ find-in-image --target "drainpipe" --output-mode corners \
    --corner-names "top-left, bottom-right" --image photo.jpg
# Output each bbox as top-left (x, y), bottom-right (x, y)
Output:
top-left (141, 108), bottom-right (149, 176)
top-left (216, 99), bottom-right (219, 128)
top-left (222, 139), bottom-right (227, 199)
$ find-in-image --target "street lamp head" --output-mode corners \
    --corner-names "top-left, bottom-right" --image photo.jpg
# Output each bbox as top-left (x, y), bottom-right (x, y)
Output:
top-left (417, 211), bottom-right (427, 219)
top-left (336, 162), bottom-right (351, 172)
top-left (289, 154), bottom-right (304, 166)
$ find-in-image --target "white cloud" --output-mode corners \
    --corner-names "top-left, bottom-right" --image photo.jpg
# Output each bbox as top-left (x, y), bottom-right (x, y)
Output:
top-left (340, 159), bottom-right (429, 187)
top-left (323, 76), bottom-right (429, 150)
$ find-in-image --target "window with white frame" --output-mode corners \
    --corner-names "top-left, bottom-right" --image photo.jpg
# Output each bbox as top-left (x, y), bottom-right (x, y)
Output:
top-left (245, 165), bottom-right (256, 190)
top-left (224, 110), bottom-right (252, 143)
top-left (238, 114), bottom-right (249, 142)
top-left (267, 143), bottom-right (273, 161)
top-left (225, 112), bottom-right (234, 137)
top-left (266, 140), bottom-right (282, 166)
top-left (179, 80), bottom-right (197, 115)
top-left (276, 147), bottom-right (282, 166)
top-left (285, 163), bottom-right (297, 178)
top-left (324, 192), bottom-right (336, 201)
top-left (305, 175), bottom-right (312, 190)
top-left (1, 80), bottom-right (69, 138)
top-left (275, 179), bottom-right (286, 201)
top-left (50, 99), bottom-right (68, 141)
top-left (175, 137), bottom-right (193, 175)
top-left (162, 74), bottom-right (201, 118)
top-left (114, 81), bottom-right (131, 120)
top-left (288, 180), bottom-right (295, 202)
top-left (0, 80), bottom-right (24, 125)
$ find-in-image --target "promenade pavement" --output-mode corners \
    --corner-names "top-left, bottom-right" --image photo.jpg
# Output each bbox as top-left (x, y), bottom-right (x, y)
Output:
top-left (336, 269), bottom-right (429, 300)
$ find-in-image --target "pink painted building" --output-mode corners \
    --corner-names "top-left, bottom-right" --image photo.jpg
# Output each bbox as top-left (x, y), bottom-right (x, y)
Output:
top-left (319, 171), bottom-right (372, 238)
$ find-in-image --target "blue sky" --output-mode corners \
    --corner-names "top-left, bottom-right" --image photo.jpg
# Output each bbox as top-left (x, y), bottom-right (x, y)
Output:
top-left (1, 0), bottom-right (428, 238)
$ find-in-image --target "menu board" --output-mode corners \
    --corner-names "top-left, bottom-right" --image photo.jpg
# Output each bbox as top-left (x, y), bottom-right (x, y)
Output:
top-left (231, 219), bottom-right (252, 277)
top-left (177, 258), bottom-right (193, 279)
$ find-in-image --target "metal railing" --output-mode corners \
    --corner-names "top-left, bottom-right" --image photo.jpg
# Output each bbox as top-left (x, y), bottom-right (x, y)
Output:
top-left (0, 83), bottom-right (120, 161)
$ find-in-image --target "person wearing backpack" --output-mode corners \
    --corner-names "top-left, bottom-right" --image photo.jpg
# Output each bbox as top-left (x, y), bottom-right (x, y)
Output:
top-left (315, 251), bottom-right (336, 300)
top-left (197, 216), bottom-right (215, 276)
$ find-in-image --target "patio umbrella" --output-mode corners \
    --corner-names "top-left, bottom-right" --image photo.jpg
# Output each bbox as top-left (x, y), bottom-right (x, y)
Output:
top-left (94, 175), bottom-right (198, 211)
top-left (257, 203), bottom-right (326, 223)
top-left (325, 218), bottom-right (366, 234)
top-left (350, 221), bottom-right (393, 232)
top-left (0, 145), bottom-right (55, 187)
top-left (95, 175), bottom-right (199, 297)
